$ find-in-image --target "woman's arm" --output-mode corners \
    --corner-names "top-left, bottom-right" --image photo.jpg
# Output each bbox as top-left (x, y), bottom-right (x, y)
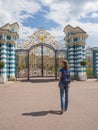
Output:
top-left (58, 72), bottom-right (62, 87)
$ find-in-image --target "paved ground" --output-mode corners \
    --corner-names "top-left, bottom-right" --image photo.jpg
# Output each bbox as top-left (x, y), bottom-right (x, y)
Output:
top-left (0, 79), bottom-right (98, 130)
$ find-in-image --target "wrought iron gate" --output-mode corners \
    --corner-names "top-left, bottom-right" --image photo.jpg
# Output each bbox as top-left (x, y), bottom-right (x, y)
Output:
top-left (16, 43), bottom-right (66, 80)
top-left (29, 43), bottom-right (56, 78)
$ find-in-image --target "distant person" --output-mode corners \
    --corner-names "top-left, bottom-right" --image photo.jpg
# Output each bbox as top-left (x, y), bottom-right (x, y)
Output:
top-left (58, 60), bottom-right (71, 114)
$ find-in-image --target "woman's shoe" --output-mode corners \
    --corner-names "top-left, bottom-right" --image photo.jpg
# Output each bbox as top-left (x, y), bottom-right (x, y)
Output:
top-left (64, 108), bottom-right (68, 111)
top-left (60, 110), bottom-right (64, 114)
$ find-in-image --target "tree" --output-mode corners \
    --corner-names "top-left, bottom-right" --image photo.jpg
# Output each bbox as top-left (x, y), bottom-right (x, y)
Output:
top-left (0, 61), bottom-right (5, 68)
top-left (0, 61), bottom-right (5, 76)
top-left (80, 61), bottom-right (86, 76)
top-left (80, 61), bottom-right (86, 66)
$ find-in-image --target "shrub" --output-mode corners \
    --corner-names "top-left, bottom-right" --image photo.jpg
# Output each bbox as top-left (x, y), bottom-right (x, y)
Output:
top-left (8, 76), bottom-right (16, 81)
top-left (80, 61), bottom-right (86, 66)
top-left (0, 61), bottom-right (5, 68)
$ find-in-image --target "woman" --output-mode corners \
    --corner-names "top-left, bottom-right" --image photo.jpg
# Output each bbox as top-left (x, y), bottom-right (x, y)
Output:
top-left (58, 60), bottom-right (71, 114)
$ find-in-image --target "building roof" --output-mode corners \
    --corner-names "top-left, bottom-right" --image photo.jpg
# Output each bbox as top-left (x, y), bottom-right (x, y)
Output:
top-left (0, 22), bottom-right (19, 38)
top-left (92, 47), bottom-right (98, 50)
top-left (0, 22), bottom-right (19, 31)
top-left (63, 24), bottom-right (86, 34)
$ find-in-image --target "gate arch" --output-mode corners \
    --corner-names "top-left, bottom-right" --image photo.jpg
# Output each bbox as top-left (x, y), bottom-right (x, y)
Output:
top-left (28, 43), bottom-right (57, 79)
top-left (29, 43), bottom-right (56, 52)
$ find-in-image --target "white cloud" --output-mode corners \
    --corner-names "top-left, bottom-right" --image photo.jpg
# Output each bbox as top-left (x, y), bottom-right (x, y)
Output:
top-left (19, 23), bottom-right (37, 40)
top-left (90, 13), bottom-right (98, 18)
top-left (40, 0), bottom-right (98, 47)
top-left (41, 0), bottom-right (98, 23)
top-left (0, 0), bottom-right (41, 40)
top-left (40, 0), bottom-right (53, 6)
top-left (48, 27), bottom-right (64, 41)
top-left (0, 0), bottom-right (98, 47)
top-left (0, 0), bottom-right (41, 24)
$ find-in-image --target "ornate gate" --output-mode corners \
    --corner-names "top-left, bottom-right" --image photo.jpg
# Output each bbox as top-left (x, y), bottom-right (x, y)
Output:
top-left (16, 28), bottom-right (66, 80)
top-left (29, 43), bottom-right (56, 78)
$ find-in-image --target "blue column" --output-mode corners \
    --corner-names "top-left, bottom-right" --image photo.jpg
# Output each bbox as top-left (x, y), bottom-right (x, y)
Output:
top-left (67, 45), bottom-right (75, 77)
top-left (0, 43), bottom-right (7, 79)
top-left (75, 45), bottom-right (86, 77)
top-left (93, 49), bottom-right (98, 77)
top-left (8, 44), bottom-right (16, 78)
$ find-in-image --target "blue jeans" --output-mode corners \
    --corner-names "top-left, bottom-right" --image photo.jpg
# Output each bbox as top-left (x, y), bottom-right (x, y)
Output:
top-left (60, 83), bottom-right (69, 110)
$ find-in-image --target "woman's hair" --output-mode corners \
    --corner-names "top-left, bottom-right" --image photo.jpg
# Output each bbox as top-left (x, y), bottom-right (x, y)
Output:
top-left (62, 60), bottom-right (69, 70)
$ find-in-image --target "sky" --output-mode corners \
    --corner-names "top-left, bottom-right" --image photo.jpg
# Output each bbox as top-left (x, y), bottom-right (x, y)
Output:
top-left (0, 0), bottom-right (98, 47)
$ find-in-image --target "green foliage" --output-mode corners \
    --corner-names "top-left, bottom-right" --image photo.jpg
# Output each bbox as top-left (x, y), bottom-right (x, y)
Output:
top-left (86, 67), bottom-right (94, 78)
top-left (80, 61), bottom-right (86, 66)
top-left (0, 61), bottom-right (5, 68)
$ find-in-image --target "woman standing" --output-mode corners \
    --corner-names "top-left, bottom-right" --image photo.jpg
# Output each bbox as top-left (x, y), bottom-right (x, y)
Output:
top-left (58, 60), bottom-right (71, 114)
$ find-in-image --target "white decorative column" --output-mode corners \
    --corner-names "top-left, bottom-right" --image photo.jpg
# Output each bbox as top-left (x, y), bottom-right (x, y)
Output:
top-left (67, 45), bottom-right (75, 77)
top-left (0, 22), bottom-right (19, 83)
top-left (8, 44), bottom-right (16, 78)
top-left (0, 43), bottom-right (7, 83)
top-left (64, 25), bottom-right (88, 80)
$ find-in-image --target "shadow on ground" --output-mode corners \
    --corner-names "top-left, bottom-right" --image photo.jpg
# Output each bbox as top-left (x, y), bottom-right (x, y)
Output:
top-left (17, 79), bottom-right (58, 83)
top-left (22, 110), bottom-right (61, 117)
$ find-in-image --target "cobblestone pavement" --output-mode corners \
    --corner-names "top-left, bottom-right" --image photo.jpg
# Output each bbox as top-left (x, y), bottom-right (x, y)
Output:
top-left (0, 80), bottom-right (98, 130)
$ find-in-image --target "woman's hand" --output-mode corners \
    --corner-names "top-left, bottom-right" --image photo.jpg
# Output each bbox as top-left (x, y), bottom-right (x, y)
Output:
top-left (58, 72), bottom-right (62, 88)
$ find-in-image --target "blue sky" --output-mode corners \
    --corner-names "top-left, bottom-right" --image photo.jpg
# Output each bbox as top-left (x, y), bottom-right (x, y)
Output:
top-left (22, 11), bottom-right (60, 29)
top-left (0, 0), bottom-right (98, 47)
